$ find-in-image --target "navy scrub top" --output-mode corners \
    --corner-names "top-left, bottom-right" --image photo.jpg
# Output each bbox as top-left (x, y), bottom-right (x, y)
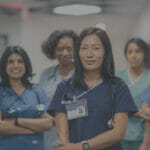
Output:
top-left (0, 85), bottom-right (49, 150)
top-left (49, 79), bottom-right (137, 150)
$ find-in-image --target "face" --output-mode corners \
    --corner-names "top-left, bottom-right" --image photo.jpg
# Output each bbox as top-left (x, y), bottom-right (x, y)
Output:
top-left (55, 37), bottom-right (74, 66)
top-left (126, 43), bottom-right (145, 69)
top-left (6, 53), bottom-right (26, 81)
top-left (79, 34), bottom-right (105, 72)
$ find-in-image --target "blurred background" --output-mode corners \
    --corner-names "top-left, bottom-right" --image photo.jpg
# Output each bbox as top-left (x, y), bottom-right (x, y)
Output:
top-left (0, 0), bottom-right (150, 83)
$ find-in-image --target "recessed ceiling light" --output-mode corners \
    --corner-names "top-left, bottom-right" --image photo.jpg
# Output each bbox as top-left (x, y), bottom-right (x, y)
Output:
top-left (53, 4), bottom-right (102, 16)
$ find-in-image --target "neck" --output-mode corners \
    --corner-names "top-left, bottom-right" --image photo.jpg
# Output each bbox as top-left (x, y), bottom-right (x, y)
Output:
top-left (84, 70), bottom-right (102, 82)
top-left (129, 66), bottom-right (145, 76)
top-left (59, 62), bottom-right (74, 78)
top-left (9, 79), bottom-right (24, 90)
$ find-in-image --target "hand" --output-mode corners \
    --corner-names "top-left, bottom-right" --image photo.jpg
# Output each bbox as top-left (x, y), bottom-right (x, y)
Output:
top-left (140, 108), bottom-right (150, 121)
top-left (58, 143), bottom-right (82, 150)
top-left (4, 118), bottom-right (15, 124)
top-left (139, 143), bottom-right (149, 150)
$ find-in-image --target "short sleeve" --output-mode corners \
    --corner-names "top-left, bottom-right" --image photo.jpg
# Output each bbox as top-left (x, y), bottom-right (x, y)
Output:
top-left (39, 69), bottom-right (47, 87)
top-left (114, 81), bottom-right (138, 115)
top-left (139, 85), bottom-right (150, 104)
top-left (48, 81), bottom-right (67, 116)
top-left (33, 85), bottom-right (49, 114)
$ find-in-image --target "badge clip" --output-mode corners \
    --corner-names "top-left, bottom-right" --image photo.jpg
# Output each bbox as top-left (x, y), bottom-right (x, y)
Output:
top-left (37, 104), bottom-right (45, 111)
top-left (73, 95), bottom-right (77, 103)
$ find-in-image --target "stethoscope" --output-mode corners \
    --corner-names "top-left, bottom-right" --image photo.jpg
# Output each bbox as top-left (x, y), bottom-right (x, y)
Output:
top-left (61, 79), bottom-right (103, 104)
top-left (2, 89), bottom-right (21, 114)
top-left (2, 87), bottom-right (45, 114)
top-left (61, 80), bottom-right (114, 129)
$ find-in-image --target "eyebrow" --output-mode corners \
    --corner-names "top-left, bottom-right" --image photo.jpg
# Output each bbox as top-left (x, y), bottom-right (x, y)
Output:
top-left (81, 44), bottom-right (102, 46)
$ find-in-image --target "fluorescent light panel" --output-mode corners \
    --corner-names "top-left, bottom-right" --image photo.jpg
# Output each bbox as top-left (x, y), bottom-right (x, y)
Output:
top-left (53, 4), bottom-right (102, 16)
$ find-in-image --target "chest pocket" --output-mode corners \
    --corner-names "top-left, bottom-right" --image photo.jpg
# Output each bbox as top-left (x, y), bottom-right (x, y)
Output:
top-left (87, 83), bottom-right (116, 126)
top-left (32, 86), bottom-right (45, 116)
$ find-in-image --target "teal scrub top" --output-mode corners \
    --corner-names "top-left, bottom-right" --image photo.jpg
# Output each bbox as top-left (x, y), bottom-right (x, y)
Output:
top-left (0, 85), bottom-right (49, 150)
top-left (116, 69), bottom-right (150, 141)
top-left (39, 65), bottom-right (74, 150)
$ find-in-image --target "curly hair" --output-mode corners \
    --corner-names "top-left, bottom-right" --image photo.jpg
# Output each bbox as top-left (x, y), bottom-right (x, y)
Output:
top-left (41, 30), bottom-right (78, 59)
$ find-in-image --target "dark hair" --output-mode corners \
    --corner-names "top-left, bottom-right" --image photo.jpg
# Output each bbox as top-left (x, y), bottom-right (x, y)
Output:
top-left (0, 45), bottom-right (34, 87)
top-left (124, 38), bottom-right (150, 68)
top-left (72, 27), bottom-right (116, 89)
top-left (41, 30), bottom-right (78, 59)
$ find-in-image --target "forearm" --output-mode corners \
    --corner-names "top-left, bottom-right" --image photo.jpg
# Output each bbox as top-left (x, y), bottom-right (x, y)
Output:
top-left (87, 128), bottom-right (123, 150)
top-left (18, 113), bottom-right (52, 132)
top-left (87, 113), bottom-right (128, 150)
top-left (0, 119), bottom-right (34, 135)
top-left (55, 111), bottom-right (69, 146)
top-left (63, 128), bottom-right (125, 150)
top-left (144, 122), bottom-right (150, 143)
top-left (140, 102), bottom-right (150, 121)
top-left (140, 126), bottom-right (150, 150)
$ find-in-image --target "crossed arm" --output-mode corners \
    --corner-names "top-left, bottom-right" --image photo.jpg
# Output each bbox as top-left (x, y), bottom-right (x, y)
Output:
top-left (0, 111), bottom-right (53, 135)
top-left (55, 111), bottom-right (128, 150)
top-left (139, 102), bottom-right (150, 150)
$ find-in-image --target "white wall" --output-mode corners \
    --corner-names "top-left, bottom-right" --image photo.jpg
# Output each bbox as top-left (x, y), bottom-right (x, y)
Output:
top-left (0, 15), bottom-right (22, 45)
top-left (133, 1), bottom-right (150, 43)
top-left (21, 13), bottom-right (139, 82)
top-left (0, 10), bottom-right (147, 83)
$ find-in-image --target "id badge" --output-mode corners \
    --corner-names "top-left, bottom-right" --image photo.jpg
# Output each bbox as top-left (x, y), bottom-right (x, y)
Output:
top-left (66, 99), bottom-right (88, 120)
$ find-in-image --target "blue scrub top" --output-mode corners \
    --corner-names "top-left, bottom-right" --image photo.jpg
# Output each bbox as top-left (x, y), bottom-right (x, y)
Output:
top-left (0, 85), bottom-right (49, 150)
top-left (49, 79), bottom-right (137, 150)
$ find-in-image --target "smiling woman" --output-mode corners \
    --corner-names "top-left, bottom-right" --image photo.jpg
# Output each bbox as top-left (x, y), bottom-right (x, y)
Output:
top-left (39, 30), bottom-right (77, 150)
top-left (0, 46), bottom-right (52, 150)
top-left (6, 53), bottom-right (25, 81)
top-left (79, 34), bottom-right (105, 73)
top-left (49, 27), bottom-right (138, 150)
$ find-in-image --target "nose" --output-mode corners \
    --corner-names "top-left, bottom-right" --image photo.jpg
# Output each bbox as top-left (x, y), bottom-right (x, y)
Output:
top-left (131, 52), bottom-right (136, 58)
top-left (14, 61), bottom-right (19, 67)
top-left (86, 48), bottom-right (93, 57)
top-left (62, 49), bottom-right (69, 56)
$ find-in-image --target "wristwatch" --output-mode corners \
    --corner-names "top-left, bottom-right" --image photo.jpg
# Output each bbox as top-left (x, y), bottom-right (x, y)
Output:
top-left (81, 141), bottom-right (89, 150)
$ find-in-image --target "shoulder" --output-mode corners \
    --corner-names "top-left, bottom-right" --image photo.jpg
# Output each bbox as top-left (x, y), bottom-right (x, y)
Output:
top-left (0, 86), bottom-right (4, 93)
top-left (106, 77), bottom-right (128, 92)
top-left (115, 69), bottom-right (127, 77)
top-left (144, 69), bottom-right (150, 76)
top-left (29, 84), bottom-right (45, 93)
top-left (57, 78), bottom-right (71, 89)
top-left (40, 65), bottom-right (58, 77)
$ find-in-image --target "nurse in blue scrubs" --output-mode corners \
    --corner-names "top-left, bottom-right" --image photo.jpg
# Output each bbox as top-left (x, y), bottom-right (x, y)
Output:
top-left (0, 46), bottom-right (52, 150)
top-left (49, 27), bottom-right (137, 150)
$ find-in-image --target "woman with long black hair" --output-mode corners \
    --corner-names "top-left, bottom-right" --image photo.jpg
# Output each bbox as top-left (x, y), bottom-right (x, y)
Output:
top-left (0, 46), bottom-right (52, 150)
top-left (49, 27), bottom-right (137, 150)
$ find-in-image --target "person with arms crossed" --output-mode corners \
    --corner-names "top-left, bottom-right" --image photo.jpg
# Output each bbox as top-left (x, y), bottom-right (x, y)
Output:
top-left (0, 46), bottom-right (52, 150)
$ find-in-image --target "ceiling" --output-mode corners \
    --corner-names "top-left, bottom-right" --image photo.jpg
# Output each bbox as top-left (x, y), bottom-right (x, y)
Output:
top-left (0, 0), bottom-right (149, 16)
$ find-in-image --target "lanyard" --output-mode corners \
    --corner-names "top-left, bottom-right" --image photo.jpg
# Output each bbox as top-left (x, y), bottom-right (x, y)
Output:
top-left (2, 87), bottom-right (45, 114)
top-left (61, 80), bottom-right (103, 104)
top-left (2, 89), bottom-right (21, 113)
